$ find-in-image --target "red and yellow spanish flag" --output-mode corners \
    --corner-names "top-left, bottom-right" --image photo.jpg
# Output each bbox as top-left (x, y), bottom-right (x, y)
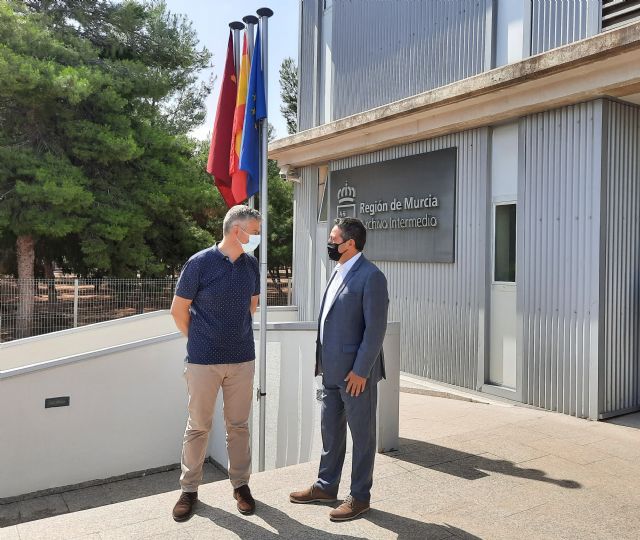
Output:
top-left (206, 32), bottom-right (239, 208)
top-left (230, 33), bottom-right (250, 202)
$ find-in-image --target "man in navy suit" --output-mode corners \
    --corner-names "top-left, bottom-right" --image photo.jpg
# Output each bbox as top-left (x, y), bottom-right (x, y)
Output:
top-left (290, 217), bottom-right (389, 522)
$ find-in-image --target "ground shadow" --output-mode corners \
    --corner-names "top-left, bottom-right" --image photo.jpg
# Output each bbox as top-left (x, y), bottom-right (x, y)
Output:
top-left (605, 411), bottom-right (640, 429)
top-left (363, 510), bottom-right (482, 540)
top-left (196, 501), bottom-right (481, 540)
top-left (389, 438), bottom-right (581, 489)
top-left (0, 462), bottom-right (226, 527)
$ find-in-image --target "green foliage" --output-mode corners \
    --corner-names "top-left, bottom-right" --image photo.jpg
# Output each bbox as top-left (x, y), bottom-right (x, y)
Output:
top-left (279, 57), bottom-right (298, 135)
top-left (0, 0), bottom-right (296, 281)
top-left (265, 159), bottom-right (293, 272)
top-left (0, 0), bottom-right (225, 277)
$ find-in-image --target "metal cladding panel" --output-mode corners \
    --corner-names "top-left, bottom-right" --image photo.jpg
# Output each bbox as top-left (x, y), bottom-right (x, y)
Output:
top-left (330, 0), bottom-right (489, 121)
top-left (601, 100), bottom-right (640, 417)
top-left (530, 0), bottom-right (599, 55)
top-left (298, 0), bottom-right (319, 131)
top-left (520, 102), bottom-right (602, 418)
top-left (331, 130), bottom-right (489, 389)
top-left (292, 166), bottom-right (319, 321)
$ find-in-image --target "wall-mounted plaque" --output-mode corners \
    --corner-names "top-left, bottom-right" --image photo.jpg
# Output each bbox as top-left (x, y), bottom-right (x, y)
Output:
top-left (329, 148), bottom-right (457, 262)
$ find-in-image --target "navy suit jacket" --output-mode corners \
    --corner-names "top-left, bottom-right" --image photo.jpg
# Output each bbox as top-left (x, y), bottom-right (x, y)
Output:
top-left (315, 254), bottom-right (389, 387)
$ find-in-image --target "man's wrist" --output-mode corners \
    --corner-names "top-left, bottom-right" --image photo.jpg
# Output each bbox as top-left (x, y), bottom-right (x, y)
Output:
top-left (352, 366), bottom-right (369, 379)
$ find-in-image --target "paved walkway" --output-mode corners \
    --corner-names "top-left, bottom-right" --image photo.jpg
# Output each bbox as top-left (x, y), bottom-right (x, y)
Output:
top-left (2, 387), bottom-right (640, 539)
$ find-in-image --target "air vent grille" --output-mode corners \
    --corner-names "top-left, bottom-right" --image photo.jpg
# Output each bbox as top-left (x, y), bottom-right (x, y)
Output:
top-left (602, 0), bottom-right (640, 29)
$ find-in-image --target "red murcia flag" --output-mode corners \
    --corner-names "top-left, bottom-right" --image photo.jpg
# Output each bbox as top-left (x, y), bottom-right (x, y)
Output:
top-left (207, 32), bottom-right (240, 208)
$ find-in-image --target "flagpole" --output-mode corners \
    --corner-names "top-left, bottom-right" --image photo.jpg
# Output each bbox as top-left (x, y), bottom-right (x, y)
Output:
top-left (243, 15), bottom-right (258, 61)
top-left (229, 21), bottom-right (245, 78)
top-left (257, 6), bottom-right (273, 474)
top-left (243, 15), bottom-right (259, 211)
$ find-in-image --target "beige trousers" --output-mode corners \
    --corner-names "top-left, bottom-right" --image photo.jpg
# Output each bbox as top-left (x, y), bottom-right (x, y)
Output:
top-left (180, 360), bottom-right (255, 492)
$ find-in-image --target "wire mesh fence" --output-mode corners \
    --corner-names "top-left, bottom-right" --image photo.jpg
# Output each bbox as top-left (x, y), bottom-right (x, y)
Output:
top-left (0, 274), bottom-right (291, 343)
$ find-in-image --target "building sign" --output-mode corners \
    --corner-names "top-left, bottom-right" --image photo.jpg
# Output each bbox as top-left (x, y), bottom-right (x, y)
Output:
top-left (329, 148), bottom-right (457, 262)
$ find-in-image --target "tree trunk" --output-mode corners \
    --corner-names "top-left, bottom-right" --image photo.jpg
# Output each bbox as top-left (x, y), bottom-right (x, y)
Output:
top-left (16, 235), bottom-right (35, 339)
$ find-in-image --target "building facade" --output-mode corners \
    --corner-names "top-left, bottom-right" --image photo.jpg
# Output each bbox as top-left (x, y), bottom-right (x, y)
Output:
top-left (270, 0), bottom-right (640, 420)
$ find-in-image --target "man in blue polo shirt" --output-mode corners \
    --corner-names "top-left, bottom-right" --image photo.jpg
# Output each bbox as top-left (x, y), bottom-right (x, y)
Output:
top-left (170, 205), bottom-right (261, 522)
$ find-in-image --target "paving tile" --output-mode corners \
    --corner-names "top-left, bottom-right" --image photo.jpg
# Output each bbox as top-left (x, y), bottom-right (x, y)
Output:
top-left (525, 437), bottom-right (610, 465)
top-left (498, 489), bottom-right (637, 540)
top-left (464, 436), bottom-right (550, 463)
top-left (369, 470), bottom-right (434, 503)
top-left (374, 490), bottom-right (476, 521)
top-left (16, 493), bottom-right (173, 540)
top-left (476, 424), bottom-right (552, 445)
top-left (515, 454), bottom-right (615, 491)
top-left (385, 443), bottom-right (471, 472)
top-left (142, 531), bottom-right (192, 540)
top-left (99, 516), bottom-right (195, 540)
top-left (588, 456), bottom-right (640, 481)
top-left (585, 437), bottom-right (640, 461)
top-left (459, 481), bottom-right (565, 520)
top-left (427, 512), bottom-right (557, 540)
top-left (0, 526), bottom-right (20, 540)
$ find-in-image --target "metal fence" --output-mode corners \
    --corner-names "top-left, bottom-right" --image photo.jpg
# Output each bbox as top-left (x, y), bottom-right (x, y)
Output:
top-left (0, 275), bottom-right (291, 343)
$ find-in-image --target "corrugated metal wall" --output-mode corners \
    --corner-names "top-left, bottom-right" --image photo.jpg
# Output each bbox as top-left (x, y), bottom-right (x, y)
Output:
top-left (330, 0), bottom-right (489, 121)
top-left (530, 0), bottom-right (600, 55)
top-left (601, 100), bottom-right (640, 417)
top-left (298, 1), bottom-right (604, 129)
top-left (519, 102), bottom-right (603, 418)
top-left (330, 130), bottom-right (489, 389)
top-left (292, 166), bottom-right (319, 321)
top-left (298, 0), bottom-right (319, 131)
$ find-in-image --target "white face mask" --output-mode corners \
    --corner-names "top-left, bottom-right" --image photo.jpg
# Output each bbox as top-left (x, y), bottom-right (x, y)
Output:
top-left (240, 227), bottom-right (261, 253)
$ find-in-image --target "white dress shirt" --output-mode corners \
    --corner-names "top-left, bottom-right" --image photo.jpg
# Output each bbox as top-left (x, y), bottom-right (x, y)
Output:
top-left (320, 252), bottom-right (362, 344)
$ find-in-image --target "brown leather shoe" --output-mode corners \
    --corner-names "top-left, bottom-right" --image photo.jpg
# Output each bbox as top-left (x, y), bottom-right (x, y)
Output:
top-left (233, 484), bottom-right (256, 515)
top-left (172, 491), bottom-right (198, 522)
top-left (329, 495), bottom-right (370, 521)
top-left (289, 484), bottom-right (337, 504)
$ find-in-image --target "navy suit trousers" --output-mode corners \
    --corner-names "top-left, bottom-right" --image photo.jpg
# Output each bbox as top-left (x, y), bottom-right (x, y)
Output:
top-left (314, 380), bottom-right (378, 503)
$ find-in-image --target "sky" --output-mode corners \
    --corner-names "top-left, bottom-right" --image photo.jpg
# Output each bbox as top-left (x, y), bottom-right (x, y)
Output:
top-left (162, 0), bottom-right (300, 141)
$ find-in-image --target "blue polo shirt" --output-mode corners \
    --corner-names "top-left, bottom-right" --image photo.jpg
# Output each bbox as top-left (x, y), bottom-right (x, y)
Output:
top-left (175, 245), bottom-right (260, 365)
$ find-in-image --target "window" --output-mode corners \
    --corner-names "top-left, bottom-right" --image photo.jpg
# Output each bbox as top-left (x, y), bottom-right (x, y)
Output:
top-left (494, 204), bottom-right (516, 283)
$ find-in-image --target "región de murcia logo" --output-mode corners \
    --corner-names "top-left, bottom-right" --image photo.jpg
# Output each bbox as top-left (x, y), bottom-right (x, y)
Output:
top-left (337, 182), bottom-right (356, 218)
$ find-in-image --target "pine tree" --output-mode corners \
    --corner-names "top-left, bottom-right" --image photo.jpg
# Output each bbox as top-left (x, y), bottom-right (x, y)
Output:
top-left (0, 0), bottom-right (219, 335)
top-left (279, 57), bottom-right (298, 135)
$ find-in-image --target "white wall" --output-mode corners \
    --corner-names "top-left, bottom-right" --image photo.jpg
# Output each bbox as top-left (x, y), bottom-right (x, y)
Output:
top-left (209, 323), bottom-right (401, 472)
top-left (0, 335), bottom-right (188, 498)
top-left (0, 315), bottom-right (398, 500)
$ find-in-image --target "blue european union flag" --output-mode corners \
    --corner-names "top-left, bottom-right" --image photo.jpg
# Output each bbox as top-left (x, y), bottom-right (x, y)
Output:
top-left (239, 27), bottom-right (267, 199)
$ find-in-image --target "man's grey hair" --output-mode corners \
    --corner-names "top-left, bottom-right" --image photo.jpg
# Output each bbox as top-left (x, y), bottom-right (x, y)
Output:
top-left (223, 205), bottom-right (262, 235)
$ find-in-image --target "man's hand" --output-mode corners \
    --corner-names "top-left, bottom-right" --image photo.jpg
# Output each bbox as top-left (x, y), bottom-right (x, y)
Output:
top-left (344, 371), bottom-right (367, 397)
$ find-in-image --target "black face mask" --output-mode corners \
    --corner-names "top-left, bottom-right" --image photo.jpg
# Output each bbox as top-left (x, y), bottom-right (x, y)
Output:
top-left (327, 240), bottom-right (348, 261)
